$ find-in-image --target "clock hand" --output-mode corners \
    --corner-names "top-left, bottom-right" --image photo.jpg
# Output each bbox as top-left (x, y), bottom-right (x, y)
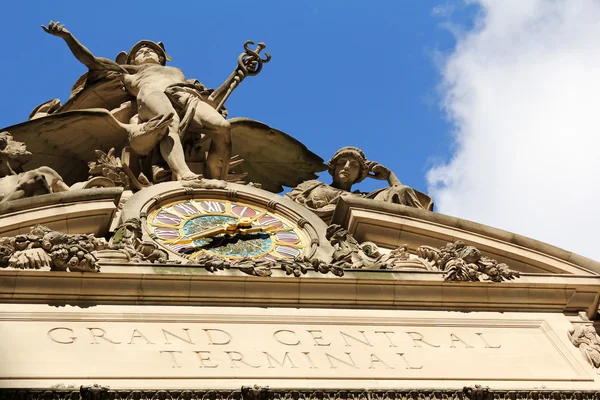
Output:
top-left (235, 224), bottom-right (277, 235)
top-left (170, 219), bottom-right (276, 245)
top-left (171, 225), bottom-right (228, 244)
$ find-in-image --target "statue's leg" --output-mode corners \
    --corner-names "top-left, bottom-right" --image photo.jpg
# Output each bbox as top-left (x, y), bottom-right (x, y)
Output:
top-left (137, 90), bottom-right (197, 180)
top-left (192, 101), bottom-right (232, 180)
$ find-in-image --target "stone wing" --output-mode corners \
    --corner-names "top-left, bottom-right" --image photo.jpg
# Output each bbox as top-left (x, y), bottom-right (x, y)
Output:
top-left (3, 110), bottom-right (128, 185)
top-left (229, 118), bottom-right (326, 193)
top-left (61, 71), bottom-right (132, 112)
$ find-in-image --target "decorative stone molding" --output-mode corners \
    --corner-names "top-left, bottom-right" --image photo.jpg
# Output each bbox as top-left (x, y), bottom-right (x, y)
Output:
top-left (241, 386), bottom-right (270, 400)
top-left (266, 199), bottom-right (278, 211)
top-left (0, 221), bottom-right (521, 280)
top-left (462, 386), bottom-right (491, 400)
top-left (227, 189), bottom-right (238, 199)
top-left (189, 253), bottom-right (344, 277)
top-left (2, 388), bottom-right (600, 400)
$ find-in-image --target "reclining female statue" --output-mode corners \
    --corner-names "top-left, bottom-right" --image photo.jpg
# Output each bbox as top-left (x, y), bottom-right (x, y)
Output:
top-left (286, 146), bottom-right (432, 221)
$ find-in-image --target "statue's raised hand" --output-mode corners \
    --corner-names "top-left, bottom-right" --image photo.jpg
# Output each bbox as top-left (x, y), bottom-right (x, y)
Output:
top-left (41, 21), bottom-right (71, 38)
top-left (367, 161), bottom-right (391, 181)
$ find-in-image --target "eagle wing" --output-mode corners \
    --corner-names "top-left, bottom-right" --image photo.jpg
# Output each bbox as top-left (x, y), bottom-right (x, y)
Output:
top-left (60, 69), bottom-right (132, 112)
top-left (229, 118), bottom-right (326, 193)
top-left (3, 109), bottom-right (128, 185)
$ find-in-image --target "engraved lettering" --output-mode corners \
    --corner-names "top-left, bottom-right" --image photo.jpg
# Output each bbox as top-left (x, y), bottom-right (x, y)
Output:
top-left (129, 329), bottom-right (154, 345)
top-left (374, 330), bottom-right (397, 347)
top-left (162, 328), bottom-right (194, 345)
top-left (160, 350), bottom-right (183, 368)
top-left (449, 333), bottom-right (473, 348)
top-left (48, 327), bottom-right (76, 344)
top-left (475, 332), bottom-right (501, 348)
top-left (302, 351), bottom-right (318, 369)
top-left (325, 352), bottom-right (358, 369)
top-left (406, 331), bottom-right (440, 348)
top-left (87, 328), bottom-right (121, 344)
top-left (204, 328), bottom-right (232, 345)
top-left (263, 351), bottom-right (298, 368)
top-left (340, 330), bottom-right (373, 347)
top-left (368, 353), bottom-right (394, 369)
top-left (396, 352), bottom-right (423, 369)
top-left (194, 351), bottom-right (219, 368)
top-left (273, 329), bottom-right (300, 346)
top-left (307, 330), bottom-right (331, 346)
top-left (226, 351), bottom-right (261, 368)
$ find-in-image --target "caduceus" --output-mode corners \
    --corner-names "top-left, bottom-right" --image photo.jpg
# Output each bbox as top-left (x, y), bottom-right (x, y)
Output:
top-left (210, 41), bottom-right (272, 112)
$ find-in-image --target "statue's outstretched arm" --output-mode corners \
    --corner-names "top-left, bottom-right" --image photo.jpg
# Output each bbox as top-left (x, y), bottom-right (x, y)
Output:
top-left (42, 21), bottom-right (127, 74)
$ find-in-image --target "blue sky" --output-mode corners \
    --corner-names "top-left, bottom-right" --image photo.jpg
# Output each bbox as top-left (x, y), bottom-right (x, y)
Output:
top-left (0, 1), bottom-right (469, 195)
top-left (4, 1), bottom-right (600, 261)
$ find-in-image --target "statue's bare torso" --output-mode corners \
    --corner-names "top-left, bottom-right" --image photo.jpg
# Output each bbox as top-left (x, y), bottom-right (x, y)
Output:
top-left (122, 65), bottom-right (186, 97)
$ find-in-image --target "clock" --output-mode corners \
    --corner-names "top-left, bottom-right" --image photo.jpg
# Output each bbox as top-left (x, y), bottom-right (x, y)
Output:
top-left (146, 198), bottom-right (307, 261)
top-left (121, 181), bottom-right (330, 265)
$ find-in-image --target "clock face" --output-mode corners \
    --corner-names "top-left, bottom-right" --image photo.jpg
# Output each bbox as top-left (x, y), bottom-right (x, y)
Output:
top-left (147, 198), bottom-right (307, 261)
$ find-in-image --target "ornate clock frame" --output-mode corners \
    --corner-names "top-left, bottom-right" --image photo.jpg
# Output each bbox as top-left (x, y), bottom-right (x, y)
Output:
top-left (121, 181), bottom-right (333, 264)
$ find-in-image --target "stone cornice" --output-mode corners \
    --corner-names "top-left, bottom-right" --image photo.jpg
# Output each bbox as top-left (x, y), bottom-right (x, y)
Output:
top-left (0, 187), bottom-right (123, 216)
top-left (331, 197), bottom-right (600, 276)
top-left (2, 268), bottom-right (600, 317)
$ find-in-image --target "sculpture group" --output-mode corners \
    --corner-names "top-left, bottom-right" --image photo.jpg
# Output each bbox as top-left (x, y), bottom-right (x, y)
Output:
top-left (0, 21), bottom-right (521, 284)
top-left (1, 21), bottom-right (433, 209)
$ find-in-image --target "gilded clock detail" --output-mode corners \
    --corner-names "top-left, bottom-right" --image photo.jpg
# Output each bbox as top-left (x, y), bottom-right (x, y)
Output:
top-left (147, 199), bottom-right (306, 261)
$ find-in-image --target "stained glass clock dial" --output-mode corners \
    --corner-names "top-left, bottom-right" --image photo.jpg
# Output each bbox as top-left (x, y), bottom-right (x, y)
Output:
top-left (147, 198), bottom-right (307, 261)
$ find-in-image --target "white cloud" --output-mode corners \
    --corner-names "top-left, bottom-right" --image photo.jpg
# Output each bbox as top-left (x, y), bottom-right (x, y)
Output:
top-left (428, 0), bottom-right (600, 261)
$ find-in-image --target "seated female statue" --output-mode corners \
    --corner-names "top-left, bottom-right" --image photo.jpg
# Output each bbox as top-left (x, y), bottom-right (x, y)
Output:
top-left (286, 146), bottom-right (432, 221)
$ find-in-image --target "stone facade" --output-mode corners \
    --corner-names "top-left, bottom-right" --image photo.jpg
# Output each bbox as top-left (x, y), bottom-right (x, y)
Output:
top-left (0, 21), bottom-right (599, 397)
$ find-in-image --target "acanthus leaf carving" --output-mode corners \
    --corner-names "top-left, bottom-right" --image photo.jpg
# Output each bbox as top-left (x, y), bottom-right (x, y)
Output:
top-left (417, 241), bottom-right (520, 282)
top-left (88, 148), bottom-right (144, 191)
top-left (323, 225), bottom-right (520, 282)
top-left (187, 252), bottom-right (344, 278)
top-left (107, 218), bottom-right (178, 264)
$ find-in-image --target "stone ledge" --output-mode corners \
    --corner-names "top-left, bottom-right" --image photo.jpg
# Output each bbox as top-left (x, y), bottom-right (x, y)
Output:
top-left (0, 187), bottom-right (123, 215)
top-left (1, 269), bottom-right (599, 317)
